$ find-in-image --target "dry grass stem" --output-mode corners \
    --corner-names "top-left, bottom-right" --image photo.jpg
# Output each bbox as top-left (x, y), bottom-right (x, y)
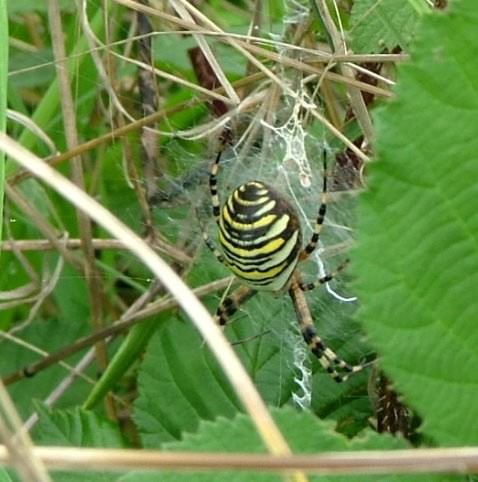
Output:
top-left (0, 446), bottom-right (477, 475)
top-left (7, 31), bottom-right (407, 81)
top-left (6, 109), bottom-right (57, 153)
top-left (171, 0), bottom-right (240, 104)
top-left (0, 381), bottom-right (51, 481)
top-left (48, 0), bottom-right (113, 416)
top-left (0, 238), bottom-right (133, 251)
top-left (313, 0), bottom-right (374, 142)
top-left (0, 236), bottom-right (191, 270)
top-left (114, 0), bottom-right (392, 98)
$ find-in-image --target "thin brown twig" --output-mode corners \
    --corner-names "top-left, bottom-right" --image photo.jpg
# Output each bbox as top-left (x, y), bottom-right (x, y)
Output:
top-left (2, 277), bottom-right (232, 386)
top-left (136, 0), bottom-right (162, 207)
top-left (0, 238), bottom-right (191, 268)
top-left (0, 238), bottom-right (130, 251)
top-left (0, 330), bottom-right (98, 388)
top-left (48, 0), bottom-right (113, 417)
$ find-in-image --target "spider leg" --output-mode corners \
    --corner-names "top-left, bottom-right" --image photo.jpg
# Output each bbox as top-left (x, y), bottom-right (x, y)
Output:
top-left (202, 229), bottom-right (226, 264)
top-left (215, 285), bottom-right (257, 326)
top-left (289, 274), bottom-right (370, 382)
top-left (298, 259), bottom-right (349, 292)
top-left (300, 156), bottom-right (328, 260)
top-left (201, 226), bottom-right (257, 325)
top-left (209, 149), bottom-right (223, 225)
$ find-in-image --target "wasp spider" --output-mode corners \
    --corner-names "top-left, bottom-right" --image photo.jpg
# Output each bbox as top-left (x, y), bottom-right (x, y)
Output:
top-left (203, 148), bottom-right (370, 382)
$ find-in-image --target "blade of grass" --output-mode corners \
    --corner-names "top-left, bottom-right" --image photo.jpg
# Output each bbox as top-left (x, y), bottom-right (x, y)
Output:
top-left (82, 320), bottom-right (158, 410)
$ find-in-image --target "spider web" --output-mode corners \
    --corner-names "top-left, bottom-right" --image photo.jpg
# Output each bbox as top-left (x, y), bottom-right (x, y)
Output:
top-left (153, 0), bottom-right (368, 412)
top-left (186, 95), bottom-right (364, 409)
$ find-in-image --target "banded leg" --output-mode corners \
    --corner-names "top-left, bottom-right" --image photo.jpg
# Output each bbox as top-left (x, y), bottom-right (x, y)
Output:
top-left (298, 259), bottom-right (349, 292)
top-left (289, 274), bottom-right (370, 382)
top-left (202, 229), bottom-right (225, 264)
top-left (209, 149), bottom-right (223, 224)
top-left (215, 285), bottom-right (257, 327)
top-left (201, 229), bottom-right (258, 327)
top-left (300, 157), bottom-right (328, 260)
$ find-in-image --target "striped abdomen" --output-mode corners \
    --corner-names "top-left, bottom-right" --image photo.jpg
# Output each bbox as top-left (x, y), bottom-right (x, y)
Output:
top-left (218, 181), bottom-right (302, 291)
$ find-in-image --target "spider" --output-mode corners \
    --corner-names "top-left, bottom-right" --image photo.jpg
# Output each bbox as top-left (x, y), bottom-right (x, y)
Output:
top-left (202, 146), bottom-right (371, 382)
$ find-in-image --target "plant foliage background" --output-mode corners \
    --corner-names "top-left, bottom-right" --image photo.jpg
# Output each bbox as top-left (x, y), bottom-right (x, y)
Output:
top-left (1, 0), bottom-right (476, 480)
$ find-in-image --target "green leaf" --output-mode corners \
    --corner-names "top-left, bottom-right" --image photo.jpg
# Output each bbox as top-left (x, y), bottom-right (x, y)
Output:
top-left (132, 316), bottom-right (240, 447)
top-left (133, 272), bottom-right (372, 448)
top-left (33, 406), bottom-right (128, 448)
top-left (354, 0), bottom-right (478, 446)
top-left (0, 469), bottom-right (13, 482)
top-left (406, 0), bottom-right (431, 15)
top-left (1, 315), bottom-right (93, 420)
top-left (350, 0), bottom-right (420, 53)
top-left (120, 407), bottom-right (457, 482)
top-left (31, 407), bottom-right (128, 482)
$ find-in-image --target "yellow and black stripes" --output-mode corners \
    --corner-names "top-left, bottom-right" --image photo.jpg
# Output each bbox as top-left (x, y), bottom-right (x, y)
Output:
top-left (215, 286), bottom-right (257, 326)
top-left (289, 275), bottom-right (368, 383)
top-left (300, 157), bottom-right (328, 260)
top-left (299, 259), bottom-right (350, 292)
top-left (218, 181), bottom-right (302, 291)
top-left (209, 149), bottom-right (222, 221)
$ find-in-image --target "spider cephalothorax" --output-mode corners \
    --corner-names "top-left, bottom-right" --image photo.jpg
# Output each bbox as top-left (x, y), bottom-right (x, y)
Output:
top-left (203, 147), bottom-right (371, 382)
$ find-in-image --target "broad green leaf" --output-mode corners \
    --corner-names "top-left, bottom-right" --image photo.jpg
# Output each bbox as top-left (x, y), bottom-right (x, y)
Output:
top-left (350, 0), bottom-right (420, 54)
top-left (354, 0), bottom-right (478, 446)
top-left (120, 407), bottom-right (457, 482)
top-left (32, 407), bottom-right (128, 482)
top-left (33, 406), bottom-right (128, 448)
top-left (133, 255), bottom-right (372, 448)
